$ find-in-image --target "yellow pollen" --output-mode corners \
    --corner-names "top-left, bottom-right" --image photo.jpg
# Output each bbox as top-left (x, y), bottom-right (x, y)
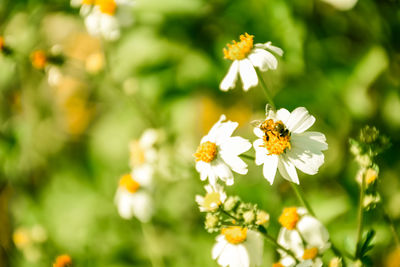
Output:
top-left (119, 174), bottom-right (140, 193)
top-left (194, 141), bottom-right (218, 163)
top-left (53, 254), bottom-right (72, 267)
top-left (223, 33), bottom-right (254, 61)
top-left (302, 247), bottom-right (319, 260)
top-left (279, 207), bottom-right (299, 230)
top-left (365, 168), bottom-right (378, 185)
top-left (272, 263), bottom-right (284, 267)
top-left (95, 0), bottom-right (117, 15)
top-left (221, 226), bottom-right (247, 244)
top-left (130, 140), bottom-right (146, 166)
top-left (203, 192), bottom-right (222, 211)
top-left (260, 120), bottom-right (291, 155)
top-left (0, 36), bottom-right (4, 51)
top-left (31, 50), bottom-right (47, 69)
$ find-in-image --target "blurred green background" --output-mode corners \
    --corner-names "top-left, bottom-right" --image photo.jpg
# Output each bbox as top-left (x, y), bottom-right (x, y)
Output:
top-left (0, 0), bottom-right (400, 266)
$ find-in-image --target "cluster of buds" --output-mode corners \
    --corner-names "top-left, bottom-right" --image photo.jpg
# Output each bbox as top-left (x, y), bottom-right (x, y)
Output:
top-left (196, 189), bottom-right (270, 233)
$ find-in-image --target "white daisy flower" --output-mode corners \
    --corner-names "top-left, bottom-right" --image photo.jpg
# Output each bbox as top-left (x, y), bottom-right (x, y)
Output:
top-left (212, 227), bottom-right (263, 267)
top-left (129, 128), bottom-right (159, 168)
top-left (194, 115), bottom-right (251, 187)
top-left (276, 207), bottom-right (331, 267)
top-left (77, 0), bottom-right (134, 41)
top-left (220, 33), bottom-right (283, 92)
top-left (195, 184), bottom-right (227, 212)
top-left (114, 168), bottom-right (153, 222)
top-left (253, 106), bottom-right (328, 185)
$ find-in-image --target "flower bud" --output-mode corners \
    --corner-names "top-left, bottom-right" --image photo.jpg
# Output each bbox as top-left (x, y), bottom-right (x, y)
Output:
top-left (255, 210), bottom-right (270, 225)
top-left (243, 210), bottom-right (255, 224)
top-left (223, 196), bottom-right (239, 212)
top-left (205, 213), bottom-right (219, 231)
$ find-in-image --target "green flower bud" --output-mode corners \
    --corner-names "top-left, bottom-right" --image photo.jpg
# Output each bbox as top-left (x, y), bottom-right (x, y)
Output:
top-left (205, 213), bottom-right (219, 231)
top-left (223, 196), bottom-right (240, 212)
top-left (243, 210), bottom-right (255, 224)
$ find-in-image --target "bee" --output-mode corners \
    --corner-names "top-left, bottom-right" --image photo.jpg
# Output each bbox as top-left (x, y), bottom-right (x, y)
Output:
top-left (257, 119), bottom-right (290, 141)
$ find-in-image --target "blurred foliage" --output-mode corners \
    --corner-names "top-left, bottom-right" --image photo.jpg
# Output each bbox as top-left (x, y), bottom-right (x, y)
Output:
top-left (0, 0), bottom-right (400, 266)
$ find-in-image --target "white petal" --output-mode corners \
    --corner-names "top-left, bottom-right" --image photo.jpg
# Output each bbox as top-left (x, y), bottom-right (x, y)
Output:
top-left (277, 227), bottom-right (304, 259)
top-left (196, 161), bottom-right (210, 181)
top-left (100, 14), bottom-right (120, 41)
top-left (220, 154), bottom-right (248, 175)
top-left (212, 238), bottom-right (227, 259)
top-left (253, 127), bottom-right (264, 138)
top-left (220, 61), bottom-right (239, 91)
top-left (262, 154), bottom-right (279, 184)
top-left (255, 42), bottom-right (284, 56)
top-left (140, 129), bottom-right (159, 148)
top-left (286, 107), bottom-right (316, 134)
top-left (248, 48), bottom-right (278, 71)
top-left (245, 230), bottom-right (264, 266)
top-left (297, 215), bottom-right (330, 252)
top-left (236, 245), bottom-right (250, 267)
top-left (277, 156), bottom-right (299, 184)
top-left (212, 159), bottom-right (234, 186)
top-left (130, 192), bottom-right (153, 222)
top-left (220, 136), bottom-right (252, 156)
top-left (238, 59), bottom-right (258, 91)
top-left (202, 114), bottom-right (226, 143)
top-left (276, 108), bottom-right (291, 125)
top-left (253, 139), bottom-right (268, 165)
top-left (214, 121), bottom-right (239, 145)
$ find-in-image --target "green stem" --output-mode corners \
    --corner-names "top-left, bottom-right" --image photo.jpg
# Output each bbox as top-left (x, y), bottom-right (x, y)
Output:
top-left (257, 225), bottom-right (299, 263)
top-left (239, 154), bottom-right (255, 161)
top-left (383, 208), bottom-right (400, 248)
top-left (289, 182), bottom-right (315, 217)
top-left (140, 223), bottom-right (164, 267)
top-left (255, 69), bottom-right (276, 109)
top-left (355, 170), bottom-right (366, 258)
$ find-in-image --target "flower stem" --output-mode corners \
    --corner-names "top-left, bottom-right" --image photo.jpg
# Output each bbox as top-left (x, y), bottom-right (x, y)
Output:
top-left (383, 208), bottom-right (400, 248)
top-left (257, 225), bottom-right (299, 263)
top-left (355, 170), bottom-right (366, 258)
top-left (289, 182), bottom-right (315, 217)
top-left (140, 223), bottom-right (164, 267)
top-left (255, 69), bottom-right (276, 110)
top-left (239, 154), bottom-right (255, 161)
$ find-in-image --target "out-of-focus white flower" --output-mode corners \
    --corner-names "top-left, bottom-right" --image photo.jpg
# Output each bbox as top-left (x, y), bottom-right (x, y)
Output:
top-left (195, 184), bottom-right (227, 212)
top-left (47, 66), bottom-right (63, 87)
top-left (220, 33), bottom-right (283, 92)
top-left (212, 227), bottom-right (263, 267)
top-left (114, 169), bottom-right (153, 222)
top-left (194, 114), bottom-right (251, 187)
top-left (320, 0), bottom-right (358, 11)
top-left (129, 128), bottom-right (159, 168)
top-left (276, 207), bottom-right (330, 267)
top-left (84, 0), bottom-right (134, 41)
top-left (253, 106), bottom-right (328, 185)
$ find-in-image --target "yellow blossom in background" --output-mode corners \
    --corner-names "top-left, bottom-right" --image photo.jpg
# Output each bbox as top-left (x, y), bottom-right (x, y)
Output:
top-left (53, 254), bottom-right (72, 267)
top-left (0, 36), bottom-right (4, 51)
top-left (86, 52), bottom-right (105, 73)
top-left (31, 50), bottom-right (48, 69)
top-left (385, 247), bottom-right (400, 267)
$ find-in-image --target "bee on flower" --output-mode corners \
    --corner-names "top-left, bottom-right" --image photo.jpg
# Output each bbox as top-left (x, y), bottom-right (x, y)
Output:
top-left (195, 184), bottom-right (227, 212)
top-left (114, 169), bottom-right (153, 222)
top-left (220, 33), bottom-right (283, 91)
top-left (275, 207), bottom-right (331, 267)
top-left (71, 0), bottom-right (134, 41)
top-left (253, 105), bottom-right (328, 185)
top-left (212, 226), bottom-right (264, 267)
top-left (194, 115), bottom-right (251, 187)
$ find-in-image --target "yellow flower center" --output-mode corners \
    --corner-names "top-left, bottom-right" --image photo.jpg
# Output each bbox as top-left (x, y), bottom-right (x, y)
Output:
top-left (203, 192), bottom-right (222, 211)
top-left (365, 168), bottom-right (378, 185)
top-left (260, 119), bottom-right (291, 155)
top-left (272, 263), bottom-right (284, 267)
top-left (278, 207), bottom-right (299, 230)
top-left (82, 0), bottom-right (95, 4)
top-left (96, 0), bottom-right (117, 15)
top-left (222, 226), bottom-right (247, 244)
top-left (53, 254), bottom-right (72, 267)
top-left (194, 141), bottom-right (218, 163)
top-left (119, 173), bottom-right (140, 193)
top-left (0, 36), bottom-right (4, 51)
top-left (223, 33), bottom-right (254, 61)
top-left (31, 50), bottom-right (47, 69)
top-left (302, 247), bottom-right (319, 260)
top-left (130, 140), bottom-right (146, 166)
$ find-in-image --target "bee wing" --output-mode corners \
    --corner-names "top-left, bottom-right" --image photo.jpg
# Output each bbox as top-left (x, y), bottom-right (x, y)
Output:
top-left (265, 104), bottom-right (275, 117)
top-left (251, 120), bottom-right (263, 127)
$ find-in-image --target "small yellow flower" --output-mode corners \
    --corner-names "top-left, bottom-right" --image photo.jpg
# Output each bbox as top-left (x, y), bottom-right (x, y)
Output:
top-left (278, 207), bottom-right (299, 230)
top-left (53, 254), bottom-right (72, 267)
top-left (365, 168), bottom-right (378, 185)
top-left (221, 226), bottom-right (247, 244)
top-left (31, 50), bottom-right (47, 69)
top-left (272, 263), bottom-right (284, 267)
